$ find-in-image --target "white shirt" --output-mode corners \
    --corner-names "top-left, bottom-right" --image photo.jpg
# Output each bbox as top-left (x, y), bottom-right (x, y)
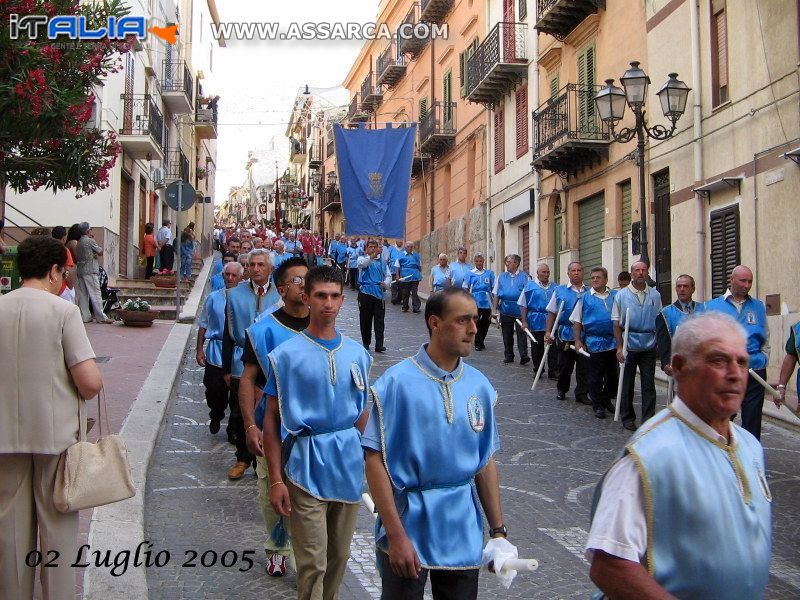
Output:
top-left (491, 269), bottom-right (522, 295)
top-left (569, 287), bottom-right (612, 324)
top-left (546, 283), bottom-right (586, 314)
top-left (516, 278), bottom-right (552, 307)
top-left (585, 398), bottom-right (735, 564)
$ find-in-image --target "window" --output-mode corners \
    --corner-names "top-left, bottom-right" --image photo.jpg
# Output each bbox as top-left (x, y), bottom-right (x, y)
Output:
top-left (419, 97), bottom-right (428, 122)
top-left (576, 43), bottom-right (597, 133)
top-left (459, 39), bottom-right (478, 98)
top-left (519, 0), bottom-right (527, 21)
top-left (710, 204), bottom-right (740, 297)
top-left (549, 72), bottom-right (560, 98)
top-left (494, 106), bottom-right (505, 173)
top-left (515, 85), bottom-right (528, 158)
top-left (443, 70), bottom-right (453, 126)
top-left (710, 0), bottom-right (729, 106)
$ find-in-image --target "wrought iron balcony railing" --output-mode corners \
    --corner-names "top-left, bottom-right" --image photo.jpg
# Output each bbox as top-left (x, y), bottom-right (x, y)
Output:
top-left (398, 3), bottom-right (429, 59)
top-left (466, 22), bottom-right (528, 107)
top-left (163, 147), bottom-right (189, 182)
top-left (346, 93), bottom-right (369, 124)
top-left (420, 0), bottom-right (454, 23)
top-left (535, 0), bottom-right (604, 40)
top-left (531, 83), bottom-right (610, 175)
top-left (162, 60), bottom-right (193, 100)
top-left (419, 101), bottom-right (456, 156)
top-left (377, 38), bottom-right (407, 87)
top-left (120, 94), bottom-right (165, 152)
top-left (360, 71), bottom-right (383, 113)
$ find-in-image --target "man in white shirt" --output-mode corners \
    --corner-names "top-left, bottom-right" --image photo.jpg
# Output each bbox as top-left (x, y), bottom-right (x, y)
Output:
top-left (156, 219), bottom-right (174, 271)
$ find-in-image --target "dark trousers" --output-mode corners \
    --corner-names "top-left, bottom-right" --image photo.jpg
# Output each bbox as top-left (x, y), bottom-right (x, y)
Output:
top-left (376, 550), bottom-right (479, 600)
top-left (358, 291), bottom-right (385, 349)
top-left (557, 340), bottom-right (588, 400)
top-left (400, 281), bottom-right (420, 312)
top-left (159, 244), bottom-right (174, 271)
top-left (348, 267), bottom-right (359, 290)
top-left (620, 348), bottom-right (658, 424)
top-left (144, 256), bottom-right (155, 279)
top-left (475, 308), bottom-right (492, 348)
top-left (390, 279), bottom-right (401, 305)
top-left (500, 314), bottom-right (528, 361)
top-left (228, 378), bottom-right (254, 465)
top-left (203, 364), bottom-right (228, 423)
top-left (337, 261), bottom-right (347, 274)
top-left (531, 330), bottom-right (558, 377)
top-left (585, 349), bottom-right (619, 411)
top-left (303, 252), bottom-right (316, 267)
top-left (739, 370), bottom-right (766, 440)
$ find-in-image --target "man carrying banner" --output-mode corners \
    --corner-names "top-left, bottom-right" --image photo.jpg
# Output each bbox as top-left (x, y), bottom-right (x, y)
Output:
top-left (465, 253), bottom-right (495, 351)
top-left (396, 242), bottom-right (423, 313)
top-left (520, 263), bottom-right (559, 379)
top-left (263, 266), bottom-right (371, 599)
top-left (357, 240), bottom-right (392, 353)
top-left (363, 288), bottom-right (514, 599)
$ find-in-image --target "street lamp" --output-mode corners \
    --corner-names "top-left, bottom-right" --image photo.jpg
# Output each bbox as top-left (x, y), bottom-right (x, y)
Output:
top-left (595, 62), bottom-right (690, 266)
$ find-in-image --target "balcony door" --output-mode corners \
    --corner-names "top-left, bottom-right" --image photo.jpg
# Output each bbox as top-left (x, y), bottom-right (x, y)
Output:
top-left (122, 53), bottom-right (134, 132)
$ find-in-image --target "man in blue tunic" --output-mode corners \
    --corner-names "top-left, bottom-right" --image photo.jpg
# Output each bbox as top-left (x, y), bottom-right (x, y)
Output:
top-left (209, 252), bottom-right (237, 291)
top-left (429, 253), bottom-right (452, 292)
top-left (388, 240), bottom-right (404, 305)
top-left (238, 257), bottom-right (309, 578)
top-left (775, 320), bottom-right (800, 410)
top-left (705, 265), bottom-right (770, 439)
top-left (222, 249), bottom-right (282, 479)
top-left (396, 241), bottom-right (423, 313)
top-left (345, 237), bottom-right (363, 291)
top-left (612, 261), bottom-right (663, 431)
top-left (448, 247), bottom-right (473, 290)
top-left (357, 239), bottom-right (392, 353)
top-left (655, 274), bottom-right (706, 380)
top-left (464, 253), bottom-right (494, 351)
top-left (520, 263), bottom-right (558, 379)
top-left (546, 262), bottom-right (588, 404)
top-left (363, 288), bottom-right (515, 599)
top-left (571, 267), bottom-right (617, 419)
top-left (587, 312), bottom-right (771, 599)
top-left (196, 261), bottom-right (243, 439)
top-left (263, 266), bottom-right (371, 600)
top-left (492, 254), bottom-right (530, 365)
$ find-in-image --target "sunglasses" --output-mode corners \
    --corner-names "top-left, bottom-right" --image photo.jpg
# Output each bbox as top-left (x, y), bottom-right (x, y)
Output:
top-left (280, 276), bottom-right (305, 286)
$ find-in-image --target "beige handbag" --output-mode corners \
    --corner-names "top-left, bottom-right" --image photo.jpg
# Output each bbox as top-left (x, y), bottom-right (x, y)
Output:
top-left (53, 389), bottom-right (136, 513)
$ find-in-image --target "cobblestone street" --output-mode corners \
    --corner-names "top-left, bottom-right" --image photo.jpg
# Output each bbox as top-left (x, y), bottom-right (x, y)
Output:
top-left (145, 293), bottom-right (800, 599)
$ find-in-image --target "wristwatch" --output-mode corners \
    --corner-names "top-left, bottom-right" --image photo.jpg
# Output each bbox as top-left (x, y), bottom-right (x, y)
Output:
top-left (489, 525), bottom-right (508, 538)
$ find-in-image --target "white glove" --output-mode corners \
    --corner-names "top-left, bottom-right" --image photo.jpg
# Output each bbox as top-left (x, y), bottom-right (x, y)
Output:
top-left (482, 537), bottom-right (518, 589)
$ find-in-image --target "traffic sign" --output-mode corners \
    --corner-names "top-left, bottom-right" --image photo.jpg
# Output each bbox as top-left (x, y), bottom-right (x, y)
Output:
top-left (165, 180), bottom-right (196, 211)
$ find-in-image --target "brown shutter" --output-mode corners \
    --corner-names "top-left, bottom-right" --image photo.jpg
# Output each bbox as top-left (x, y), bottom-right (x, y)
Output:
top-left (710, 204), bottom-right (740, 297)
top-left (716, 10), bottom-right (728, 87)
top-left (494, 107), bottom-right (505, 173)
top-left (515, 86), bottom-right (528, 158)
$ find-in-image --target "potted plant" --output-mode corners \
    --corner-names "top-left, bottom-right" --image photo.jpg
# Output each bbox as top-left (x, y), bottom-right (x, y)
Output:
top-left (196, 166), bottom-right (207, 180)
top-left (117, 298), bottom-right (159, 327)
top-left (151, 268), bottom-right (177, 288)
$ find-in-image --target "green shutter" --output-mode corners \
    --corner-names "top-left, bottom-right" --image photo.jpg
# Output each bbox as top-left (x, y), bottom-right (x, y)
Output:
top-left (579, 193), bottom-right (605, 284)
top-left (549, 73), bottom-right (560, 98)
top-left (553, 214), bottom-right (562, 282)
top-left (419, 97), bottom-right (428, 121)
top-left (459, 50), bottom-right (468, 98)
top-left (621, 181), bottom-right (631, 271)
top-left (576, 43), bottom-right (597, 134)
top-left (443, 71), bottom-right (453, 126)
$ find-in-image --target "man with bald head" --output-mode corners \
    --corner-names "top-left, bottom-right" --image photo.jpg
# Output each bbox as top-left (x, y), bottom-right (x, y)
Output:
top-left (612, 261), bottom-right (663, 431)
top-left (705, 265), bottom-right (769, 439)
top-left (587, 312), bottom-right (771, 599)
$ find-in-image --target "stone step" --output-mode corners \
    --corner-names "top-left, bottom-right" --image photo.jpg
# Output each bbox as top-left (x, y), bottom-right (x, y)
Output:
top-left (117, 286), bottom-right (193, 297)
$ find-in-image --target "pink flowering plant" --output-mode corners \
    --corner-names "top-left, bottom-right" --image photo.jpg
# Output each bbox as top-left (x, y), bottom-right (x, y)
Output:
top-left (154, 268), bottom-right (176, 276)
top-left (0, 0), bottom-right (132, 196)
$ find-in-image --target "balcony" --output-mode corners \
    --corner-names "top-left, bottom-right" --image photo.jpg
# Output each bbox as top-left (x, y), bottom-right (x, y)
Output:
top-left (360, 71), bottom-right (383, 113)
top-left (346, 94), bottom-right (370, 125)
top-left (118, 94), bottom-right (164, 161)
top-left (195, 104), bottom-right (217, 139)
top-left (411, 150), bottom-right (431, 178)
top-left (535, 0), bottom-right (604, 40)
top-left (161, 60), bottom-right (193, 114)
top-left (290, 138), bottom-right (307, 164)
top-left (420, 0), bottom-right (453, 23)
top-left (466, 22), bottom-right (528, 107)
top-left (419, 101), bottom-right (456, 156)
top-left (398, 4), bottom-right (429, 59)
top-left (531, 83), bottom-right (610, 175)
top-left (376, 39), bottom-right (407, 87)
top-left (309, 143), bottom-right (323, 169)
top-left (321, 188), bottom-right (341, 212)
top-left (163, 147), bottom-right (189, 182)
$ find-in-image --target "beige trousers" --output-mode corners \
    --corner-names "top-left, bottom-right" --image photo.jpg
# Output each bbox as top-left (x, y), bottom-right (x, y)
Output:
top-left (0, 454), bottom-right (78, 600)
top-left (255, 455), bottom-right (293, 558)
top-left (287, 481), bottom-right (359, 600)
top-left (76, 273), bottom-right (107, 322)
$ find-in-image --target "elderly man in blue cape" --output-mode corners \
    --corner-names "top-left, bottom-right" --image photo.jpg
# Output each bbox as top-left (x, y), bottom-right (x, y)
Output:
top-left (236, 257), bottom-right (309, 578)
top-left (655, 274), bottom-right (706, 382)
top-left (519, 263), bottom-right (558, 379)
top-left (464, 253), bottom-right (495, 351)
top-left (209, 252), bottom-right (237, 291)
top-left (448, 246), bottom-right (473, 290)
top-left (363, 288), bottom-right (517, 600)
top-left (196, 261), bottom-right (243, 440)
top-left (492, 254), bottom-right (530, 365)
top-left (395, 241), bottom-right (423, 313)
top-left (586, 312), bottom-right (772, 599)
top-left (263, 266), bottom-right (372, 600)
top-left (221, 249), bottom-right (281, 480)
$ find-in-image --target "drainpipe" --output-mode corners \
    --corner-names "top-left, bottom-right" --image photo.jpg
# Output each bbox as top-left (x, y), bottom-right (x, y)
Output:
top-left (690, 0), bottom-right (706, 300)
top-left (531, 23), bottom-right (540, 263)
top-left (429, 37), bottom-right (436, 237)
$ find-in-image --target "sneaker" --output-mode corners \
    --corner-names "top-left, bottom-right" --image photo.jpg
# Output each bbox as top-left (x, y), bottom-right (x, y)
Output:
top-left (209, 419), bottom-right (221, 434)
top-left (266, 553), bottom-right (288, 577)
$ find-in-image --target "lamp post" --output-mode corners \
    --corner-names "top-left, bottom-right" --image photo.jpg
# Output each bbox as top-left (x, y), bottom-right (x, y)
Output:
top-left (595, 62), bottom-right (690, 267)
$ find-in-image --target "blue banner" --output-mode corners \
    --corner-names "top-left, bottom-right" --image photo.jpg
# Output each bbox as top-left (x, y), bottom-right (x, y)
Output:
top-left (333, 123), bottom-right (415, 239)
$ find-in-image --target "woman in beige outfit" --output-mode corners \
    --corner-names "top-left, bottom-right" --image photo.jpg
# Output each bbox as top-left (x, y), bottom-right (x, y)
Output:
top-left (0, 236), bottom-right (103, 600)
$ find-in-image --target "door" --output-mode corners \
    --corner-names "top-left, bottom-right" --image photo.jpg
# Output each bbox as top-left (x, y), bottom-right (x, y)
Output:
top-left (139, 176), bottom-right (147, 252)
top-left (119, 176), bottom-right (133, 277)
top-left (653, 169), bottom-right (672, 304)
top-left (519, 223), bottom-right (529, 274)
top-left (579, 193), bottom-right (604, 285)
top-left (621, 180), bottom-right (632, 271)
top-left (553, 213), bottom-right (562, 283)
